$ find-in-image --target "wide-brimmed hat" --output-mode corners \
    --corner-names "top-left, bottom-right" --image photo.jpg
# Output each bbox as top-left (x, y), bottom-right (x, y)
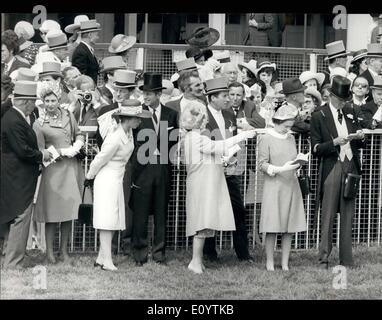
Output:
top-left (329, 67), bottom-right (347, 80)
top-left (366, 43), bottom-right (382, 58)
top-left (139, 72), bottom-right (166, 91)
top-left (112, 103), bottom-right (151, 119)
top-left (186, 27), bottom-right (220, 48)
top-left (325, 40), bottom-right (349, 61)
top-left (162, 79), bottom-right (174, 95)
top-left (112, 69), bottom-right (137, 88)
top-left (18, 37), bottom-right (33, 52)
top-left (328, 76), bottom-right (352, 101)
top-left (39, 61), bottom-right (63, 78)
top-left (304, 87), bottom-right (322, 106)
top-left (281, 78), bottom-right (305, 95)
top-left (64, 15), bottom-right (89, 34)
top-left (185, 47), bottom-right (212, 61)
top-left (272, 102), bottom-right (298, 121)
top-left (13, 80), bottom-right (38, 100)
top-left (78, 20), bottom-right (101, 34)
top-left (370, 76), bottom-right (382, 90)
top-left (204, 77), bottom-right (229, 95)
top-left (238, 60), bottom-right (257, 76)
top-left (213, 50), bottom-right (231, 63)
top-left (108, 34), bottom-right (136, 54)
top-left (255, 58), bottom-right (277, 77)
top-left (176, 58), bottom-right (197, 72)
top-left (47, 31), bottom-right (68, 51)
top-left (100, 56), bottom-right (127, 73)
top-left (351, 49), bottom-right (368, 63)
top-left (267, 82), bottom-right (285, 99)
top-left (299, 71), bottom-right (325, 87)
top-left (15, 68), bottom-right (38, 81)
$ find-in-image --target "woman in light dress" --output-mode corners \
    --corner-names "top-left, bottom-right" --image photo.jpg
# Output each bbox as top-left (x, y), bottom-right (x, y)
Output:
top-left (85, 103), bottom-right (151, 271)
top-left (258, 103), bottom-right (306, 271)
top-left (180, 101), bottom-right (256, 274)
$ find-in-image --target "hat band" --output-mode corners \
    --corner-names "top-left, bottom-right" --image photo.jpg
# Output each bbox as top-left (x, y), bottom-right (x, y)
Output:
top-left (206, 87), bottom-right (228, 93)
top-left (14, 93), bottom-right (37, 98)
top-left (328, 49), bottom-right (347, 57)
top-left (49, 42), bottom-right (68, 49)
top-left (114, 81), bottom-right (135, 86)
top-left (80, 26), bottom-right (99, 32)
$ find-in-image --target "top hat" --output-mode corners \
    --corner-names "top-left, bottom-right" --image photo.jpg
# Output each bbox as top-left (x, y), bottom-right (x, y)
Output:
top-left (238, 60), bottom-right (257, 76)
top-left (204, 77), bottom-right (229, 95)
top-left (213, 50), bottom-right (231, 64)
top-left (299, 71), bottom-right (325, 87)
top-left (328, 76), bottom-right (352, 101)
top-left (112, 103), bottom-right (152, 119)
top-left (272, 102), bottom-right (299, 121)
top-left (370, 76), bottom-right (382, 90)
top-left (78, 20), bottom-right (101, 34)
top-left (13, 80), bottom-right (38, 100)
top-left (255, 58), bottom-right (277, 77)
top-left (113, 69), bottom-right (137, 88)
top-left (186, 27), bottom-right (220, 48)
top-left (351, 48), bottom-right (368, 63)
top-left (100, 56), bottom-right (127, 73)
top-left (18, 37), bottom-right (33, 52)
top-left (47, 31), bottom-right (68, 51)
top-left (176, 58), bottom-right (197, 72)
top-left (325, 40), bottom-right (349, 61)
top-left (108, 34), bottom-right (136, 54)
top-left (304, 87), bottom-right (322, 106)
top-left (139, 72), bottom-right (166, 91)
top-left (39, 61), bottom-right (63, 78)
top-left (65, 15), bottom-right (90, 34)
top-left (281, 78), bottom-right (305, 95)
top-left (16, 68), bottom-right (38, 81)
top-left (366, 43), bottom-right (382, 58)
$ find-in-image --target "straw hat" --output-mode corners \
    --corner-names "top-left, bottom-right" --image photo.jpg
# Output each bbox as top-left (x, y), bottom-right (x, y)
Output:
top-left (108, 34), bottom-right (136, 54)
top-left (351, 49), bottom-right (368, 63)
top-left (299, 71), bottom-right (325, 87)
top-left (15, 68), bottom-right (38, 82)
top-left (64, 15), bottom-right (89, 34)
top-left (304, 87), bottom-right (322, 106)
top-left (370, 76), bottom-right (382, 90)
top-left (272, 102), bottom-right (298, 120)
top-left (329, 67), bottom-right (347, 80)
top-left (213, 50), bottom-right (231, 63)
top-left (46, 31), bottom-right (68, 51)
top-left (325, 40), bottom-right (349, 61)
top-left (366, 43), bottom-right (382, 58)
top-left (13, 80), bottom-right (38, 100)
top-left (255, 58), bottom-right (277, 77)
top-left (77, 20), bottom-right (101, 34)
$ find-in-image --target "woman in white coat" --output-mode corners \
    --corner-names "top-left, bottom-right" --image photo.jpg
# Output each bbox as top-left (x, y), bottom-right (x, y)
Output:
top-left (85, 102), bottom-right (151, 271)
top-left (180, 101), bottom-right (256, 274)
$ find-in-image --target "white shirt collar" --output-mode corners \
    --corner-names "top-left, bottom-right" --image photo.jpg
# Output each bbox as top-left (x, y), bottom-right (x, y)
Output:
top-left (208, 104), bottom-right (222, 115)
top-left (81, 41), bottom-right (94, 53)
top-left (5, 57), bottom-right (16, 69)
top-left (105, 83), bottom-right (115, 94)
top-left (368, 67), bottom-right (379, 78)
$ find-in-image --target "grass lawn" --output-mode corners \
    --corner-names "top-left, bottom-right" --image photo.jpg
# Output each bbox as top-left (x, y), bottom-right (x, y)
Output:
top-left (1, 244), bottom-right (381, 300)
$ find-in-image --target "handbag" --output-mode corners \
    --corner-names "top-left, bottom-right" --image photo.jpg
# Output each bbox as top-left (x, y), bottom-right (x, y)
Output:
top-left (343, 172), bottom-right (361, 199)
top-left (298, 168), bottom-right (311, 197)
top-left (78, 185), bottom-right (93, 225)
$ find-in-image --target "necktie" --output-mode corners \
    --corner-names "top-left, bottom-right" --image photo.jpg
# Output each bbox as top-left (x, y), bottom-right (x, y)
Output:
top-left (80, 106), bottom-right (87, 123)
top-left (152, 108), bottom-right (158, 124)
top-left (337, 109), bottom-right (343, 124)
top-left (233, 107), bottom-right (239, 117)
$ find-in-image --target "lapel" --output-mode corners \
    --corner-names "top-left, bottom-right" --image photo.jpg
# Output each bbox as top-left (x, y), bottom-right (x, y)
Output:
top-left (82, 106), bottom-right (95, 124)
top-left (80, 42), bottom-right (97, 64)
top-left (206, 106), bottom-right (223, 141)
top-left (142, 104), bottom-right (156, 132)
top-left (321, 104), bottom-right (339, 138)
top-left (10, 108), bottom-right (37, 142)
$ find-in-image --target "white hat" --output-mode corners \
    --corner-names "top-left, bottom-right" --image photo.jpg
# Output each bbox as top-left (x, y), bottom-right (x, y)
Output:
top-left (108, 34), bottom-right (136, 54)
top-left (330, 67), bottom-right (347, 80)
top-left (64, 15), bottom-right (89, 34)
top-left (40, 20), bottom-right (61, 33)
top-left (14, 21), bottom-right (35, 40)
top-left (238, 60), bottom-right (258, 76)
top-left (304, 87), bottom-right (322, 106)
top-left (299, 71), bottom-right (325, 87)
top-left (273, 102), bottom-right (298, 120)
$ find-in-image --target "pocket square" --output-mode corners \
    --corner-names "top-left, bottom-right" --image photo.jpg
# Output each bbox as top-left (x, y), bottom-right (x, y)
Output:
top-left (167, 126), bottom-right (174, 130)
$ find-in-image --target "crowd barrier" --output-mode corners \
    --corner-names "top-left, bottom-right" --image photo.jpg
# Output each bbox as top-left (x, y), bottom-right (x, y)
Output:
top-left (62, 128), bottom-right (382, 253)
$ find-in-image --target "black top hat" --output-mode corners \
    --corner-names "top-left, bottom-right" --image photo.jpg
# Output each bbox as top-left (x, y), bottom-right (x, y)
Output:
top-left (280, 78), bottom-right (305, 95)
top-left (138, 72), bottom-right (166, 91)
top-left (328, 76), bottom-right (352, 101)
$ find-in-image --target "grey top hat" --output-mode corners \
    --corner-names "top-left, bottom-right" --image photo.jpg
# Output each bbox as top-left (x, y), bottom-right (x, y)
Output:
top-left (39, 61), bottom-right (63, 78)
top-left (78, 19), bottom-right (101, 33)
top-left (112, 69), bottom-right (137, 88)
top-left (325, 40), bottom-right (349, 61)
top-left (47, 32), bottom-right (68, 51)
top-left (366, 43), bottom-right (382, 58)
top-left (204, 77), bottom-right (229, 95)
top-left (13, 80), bottom-right (38, 100)
top-left (100, 56), bottom-right (127, 73)
top-left (176, 58), bottom-right (197, 72)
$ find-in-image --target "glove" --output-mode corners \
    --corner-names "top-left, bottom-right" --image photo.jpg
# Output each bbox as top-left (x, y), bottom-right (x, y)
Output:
top-left (60, 147), bottom-right (76, 158)
top-left (84, 179), bottom-right (94, 187)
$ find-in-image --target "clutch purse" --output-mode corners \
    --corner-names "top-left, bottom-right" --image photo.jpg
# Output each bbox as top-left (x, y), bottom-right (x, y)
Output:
top-left (78, 185), bottom-right (93, 225)
top-left (343, 173), bottom-right (361, 199)
top-left (298, 168), bottom-right (311, 197)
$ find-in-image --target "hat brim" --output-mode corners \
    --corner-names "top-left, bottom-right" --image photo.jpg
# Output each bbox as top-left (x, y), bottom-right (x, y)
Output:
top-left (19, 41), bottom-right (33, 52)
top-left (238, 63), bottom-right (257, 76)
top-left (351, 53), bottom-right (367, 62)
top-left (327, 88), bottom-right (352, 101)
top-left (255, 63), bottom-right (277, 77)
top-left (366, 53), bottom-right (382, 58)
top-left (78, 27), bottom-right (101, 34)
top-left (370, 85), bottom-right (382, 90)
top-left (113, 83), bottom-right (137, 89)
top-left (300, 73), bottom-right (325, 87)
top-left (13, 96), bottom-right (38, 100)
top-left (324, 52), bottom-right (349, 61)
top-left (47, 44), bottom-right (69, 51)
top-left (108, 37), bottom-right (136, 54)
top-left (64, 23), bottom-right (80, 34)
top-left (139, 85), bottom-right (166, 91)
top-left (112, 110), bottom-right (152, 118)
top-left (186, 30), bottom-right (220, 48)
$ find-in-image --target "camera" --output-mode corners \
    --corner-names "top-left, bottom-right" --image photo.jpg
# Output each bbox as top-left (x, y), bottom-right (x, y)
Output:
top-left (79, 91), bottom-right (93, 104)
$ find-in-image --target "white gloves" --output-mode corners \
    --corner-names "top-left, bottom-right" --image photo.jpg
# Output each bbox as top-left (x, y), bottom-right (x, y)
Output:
top-left (267, 161), bottom-right (300, 177)
top-left (60, 140), bottom-right (84, 158)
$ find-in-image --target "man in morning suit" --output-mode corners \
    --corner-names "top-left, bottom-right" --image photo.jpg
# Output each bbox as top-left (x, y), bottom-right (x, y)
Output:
top-left (203, 77), bottom-right (254, 263)
top-left (310, 75), bottom-right (366, 269)
top-left (129, 72), bottom-right (179, 265)
top-left (0, 81), bottom-right (52, 268)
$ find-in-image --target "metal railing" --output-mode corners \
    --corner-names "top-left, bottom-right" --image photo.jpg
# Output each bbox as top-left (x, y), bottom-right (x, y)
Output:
top-left (66, 129), bottom-right (382, 253)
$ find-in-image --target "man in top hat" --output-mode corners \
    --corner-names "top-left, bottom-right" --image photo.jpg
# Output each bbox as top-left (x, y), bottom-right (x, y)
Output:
top-left (38, 20), bottom-right (62, 54)
top-left (98, 56), bottom-right (127, 105)
top-left (129, 72), bottom-right (179, 266)
top-left (281, 78), bottom-right (311, 134)
top-left (0, 81), bottom-right (53, 268)
top-left (310, 75), bottom-right (366, 269)
top-left (322, 40), bottom-right (349, 86)
top-left (203, 77), bottom-right (254, 263)
top-left (72, 19), bottom-right (101, 84)
top-left (108, 34), bottom-right (137, 65)
top-left (170, 57), bottom-right (198, 90)
top-left (46, 31), bottom-right (71, 69)
top-left (361, 43), bottom-right (382, 102)
top-left (166, 69), bottom-right (206, 114)
top-left (1, 33), bottom-right (30, 78)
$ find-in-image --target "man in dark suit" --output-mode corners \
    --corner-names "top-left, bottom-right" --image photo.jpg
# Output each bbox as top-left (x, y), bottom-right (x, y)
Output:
top-left (322, 41), bottom-right (349, 86)
top-left (202, 77), bottom-right (253, 263)
top-left (361, 43), bottom-right (382, 102)
top-left (360, 76), bottom-right (382, 129)
top-left (1, 34), bottom-right (30, 77)
top-left (0, 81), bottom-right (52, 268)
top-left (267, 14), bottom-right (286, 47)
top-left (166, 69), bottom-right (206, 114)
top-left (129, 73), bottom-right (179, 265)
top-left (71, 20), bottom-right (101, 85)
top-left (310, 76), bottom-right (366, 269)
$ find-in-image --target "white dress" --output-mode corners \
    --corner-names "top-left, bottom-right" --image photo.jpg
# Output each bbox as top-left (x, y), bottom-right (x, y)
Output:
top-left (87, 125), bottom-right (134, 230)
